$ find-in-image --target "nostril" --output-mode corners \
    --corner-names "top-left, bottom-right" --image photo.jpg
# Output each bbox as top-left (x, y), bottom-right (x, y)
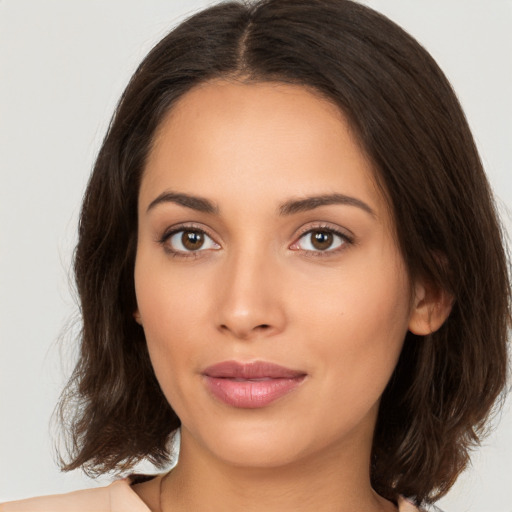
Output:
top-left (219, 323), bottom-right (271, 334)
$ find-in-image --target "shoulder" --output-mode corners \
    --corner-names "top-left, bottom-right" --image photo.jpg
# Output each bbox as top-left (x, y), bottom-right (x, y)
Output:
top-left (397, 496), bottom-right (445, 512)
top-left (0, 479), bottom-right (151, 512)
top-left (397, 496), bottom-right (420, 512)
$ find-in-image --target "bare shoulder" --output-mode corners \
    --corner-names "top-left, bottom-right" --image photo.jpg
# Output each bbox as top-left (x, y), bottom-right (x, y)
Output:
top-left (0, 485), bottom-right (111, 512)
top-left (130, 474), bottom-right (164, 512)
top-left (397, 496), bottom-right (445, 512)
top-left (0, 479), bottom-right (151, 512)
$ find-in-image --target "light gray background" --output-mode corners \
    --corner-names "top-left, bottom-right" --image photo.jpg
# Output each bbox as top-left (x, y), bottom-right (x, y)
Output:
top-left (1, 1), bottom-right (511, 510)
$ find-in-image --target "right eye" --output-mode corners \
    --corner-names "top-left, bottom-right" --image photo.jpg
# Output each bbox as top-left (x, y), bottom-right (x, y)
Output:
top-left (162, 229), bottom-right (220, 254)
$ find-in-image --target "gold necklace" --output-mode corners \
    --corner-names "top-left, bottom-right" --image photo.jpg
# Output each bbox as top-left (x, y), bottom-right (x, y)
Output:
top-left (158, 471), bottom-right (170, 512)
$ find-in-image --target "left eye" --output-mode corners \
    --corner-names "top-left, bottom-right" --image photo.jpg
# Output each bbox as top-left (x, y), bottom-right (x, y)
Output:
top-left (292, 229), bottom-right (346, 252)
top-left (166, 229), bottom-right (220, 252)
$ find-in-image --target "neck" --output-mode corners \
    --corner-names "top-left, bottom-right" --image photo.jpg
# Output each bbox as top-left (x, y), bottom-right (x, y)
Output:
top-left (160, 430), bottom-right (395, 512)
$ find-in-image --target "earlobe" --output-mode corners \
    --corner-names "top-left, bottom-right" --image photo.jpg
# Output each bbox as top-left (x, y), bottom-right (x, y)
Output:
top-left (133, 309), bottom-right (143, 325)
top-left (408, 279), bottom-right (453, 335)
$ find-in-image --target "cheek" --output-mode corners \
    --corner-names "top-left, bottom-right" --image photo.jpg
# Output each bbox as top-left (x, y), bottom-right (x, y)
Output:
top-left (135, 255), bottom-right (193, 375)
top-left (294, 247), bottom-right (411, 399)
top-left (134, 252), bottom-right (221, 414)
top-left (296, 250), bottom-right (410, 335)
top-left (134, 240), bottom-right (208, 338)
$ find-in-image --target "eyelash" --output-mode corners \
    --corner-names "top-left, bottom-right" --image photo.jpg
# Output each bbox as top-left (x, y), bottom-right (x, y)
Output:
top-left (158, 223), bottom-right (219, 259)
top-left (291, 225), bottom-right (354, 257)
top-left (157, 223), bottom-right (354, 259)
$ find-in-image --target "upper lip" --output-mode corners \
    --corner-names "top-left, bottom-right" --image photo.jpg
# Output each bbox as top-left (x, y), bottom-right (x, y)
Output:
top-left (202, 360), bottom-right (306, 379)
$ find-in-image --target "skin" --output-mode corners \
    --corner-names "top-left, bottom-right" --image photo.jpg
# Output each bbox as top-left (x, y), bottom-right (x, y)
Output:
top-left (133, 81), bottom-right (444, 512)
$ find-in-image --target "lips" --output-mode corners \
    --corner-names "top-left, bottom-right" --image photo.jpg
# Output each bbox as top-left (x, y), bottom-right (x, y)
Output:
top-left (202, 361), bottom-right (306, 408)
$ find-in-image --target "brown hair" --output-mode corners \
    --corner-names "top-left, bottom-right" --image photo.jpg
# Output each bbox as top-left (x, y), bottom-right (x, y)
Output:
top-left (58, 0), bottom-right (510, 506)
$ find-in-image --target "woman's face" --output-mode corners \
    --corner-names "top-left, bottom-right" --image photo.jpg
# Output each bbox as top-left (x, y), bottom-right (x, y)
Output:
top-left (135, 81), bottom-right (418, 469)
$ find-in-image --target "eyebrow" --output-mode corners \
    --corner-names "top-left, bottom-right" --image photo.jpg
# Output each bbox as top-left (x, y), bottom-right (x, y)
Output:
top-left (146, 190), bottom-right (375, 218)
top-left (146, 191), bottom-right (218, 214)
top-left (279, 193), bottom-right (375, 217)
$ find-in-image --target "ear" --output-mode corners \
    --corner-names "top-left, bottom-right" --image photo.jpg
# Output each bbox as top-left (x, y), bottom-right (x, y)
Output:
top-left (133, 309), bottom-right (143, 325)
top-left (408, 278), bottom-right (453, 335)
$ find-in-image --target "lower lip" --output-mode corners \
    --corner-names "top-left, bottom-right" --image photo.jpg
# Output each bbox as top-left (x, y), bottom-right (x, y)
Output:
top-left (203, 376), bottom-right (305, 408)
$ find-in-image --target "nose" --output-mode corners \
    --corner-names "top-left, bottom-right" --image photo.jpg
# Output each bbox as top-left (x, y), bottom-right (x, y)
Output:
top-left (214, 247), bottom-right (287, 340)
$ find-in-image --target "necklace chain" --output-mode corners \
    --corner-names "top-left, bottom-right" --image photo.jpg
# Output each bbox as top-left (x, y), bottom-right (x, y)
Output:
top-left (158, 472), bottom-right (167, 512)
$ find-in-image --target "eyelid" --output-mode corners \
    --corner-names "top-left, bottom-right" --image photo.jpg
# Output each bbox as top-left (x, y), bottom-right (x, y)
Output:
top-left (289, 223), bottom-right (354, 254)
top-left (294, 222), bottom-right (354, 240)
top-left (157, 222), bottom-right (221, 256)
top-left (156, 221), bottom-right (353, 257)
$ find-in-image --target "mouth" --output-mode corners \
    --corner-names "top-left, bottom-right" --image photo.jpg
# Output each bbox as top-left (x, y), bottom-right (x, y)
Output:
top-left (202, 360), bottom-right (307, 409)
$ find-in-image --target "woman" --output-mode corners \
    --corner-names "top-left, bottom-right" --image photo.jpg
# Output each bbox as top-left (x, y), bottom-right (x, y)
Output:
top-left (2, 0), bottom-right (509, 510)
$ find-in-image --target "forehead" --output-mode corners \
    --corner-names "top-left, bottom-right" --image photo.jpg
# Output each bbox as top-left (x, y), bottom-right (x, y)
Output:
top-left (153, 80), bottom-right (354, 155)
top-left (141, 80), bottom-right (388, 222)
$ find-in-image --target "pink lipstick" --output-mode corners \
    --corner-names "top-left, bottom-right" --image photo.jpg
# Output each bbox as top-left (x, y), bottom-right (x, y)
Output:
top-left (202, 361), bottom-right (306, 408)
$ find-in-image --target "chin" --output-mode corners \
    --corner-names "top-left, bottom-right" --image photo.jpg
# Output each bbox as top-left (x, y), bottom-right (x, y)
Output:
top-left (212, 435), bottom-right (309, 469)
top-left (185, 411), bottom-right (349, 471)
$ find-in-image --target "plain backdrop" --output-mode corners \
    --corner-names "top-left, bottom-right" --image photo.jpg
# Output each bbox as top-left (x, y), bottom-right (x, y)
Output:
top-left (1, 1), bottom-right (511, 510)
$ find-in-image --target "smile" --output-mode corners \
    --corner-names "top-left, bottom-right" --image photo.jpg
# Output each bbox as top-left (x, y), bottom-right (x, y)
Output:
top-left (202, 361), bottom-right (307, 408)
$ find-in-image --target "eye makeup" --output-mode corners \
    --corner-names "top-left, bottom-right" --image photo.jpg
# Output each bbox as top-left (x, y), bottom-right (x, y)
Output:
top-left (156, 220), bottom-right (355, 260)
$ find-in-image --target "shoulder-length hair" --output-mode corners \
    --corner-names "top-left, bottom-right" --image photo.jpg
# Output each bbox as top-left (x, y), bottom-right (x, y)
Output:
top-left (58, 0), bottom-right (510, 505)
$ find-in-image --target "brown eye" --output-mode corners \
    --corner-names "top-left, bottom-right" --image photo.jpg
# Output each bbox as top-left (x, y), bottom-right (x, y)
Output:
top-left (166, 229), bottom-right (220, 254)
top-left (291, 228), bottom-right (347, 253)
top-left (182, 230), bottom-right (204, 250)
top-left (310, 231), bottom-right (334, 250)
